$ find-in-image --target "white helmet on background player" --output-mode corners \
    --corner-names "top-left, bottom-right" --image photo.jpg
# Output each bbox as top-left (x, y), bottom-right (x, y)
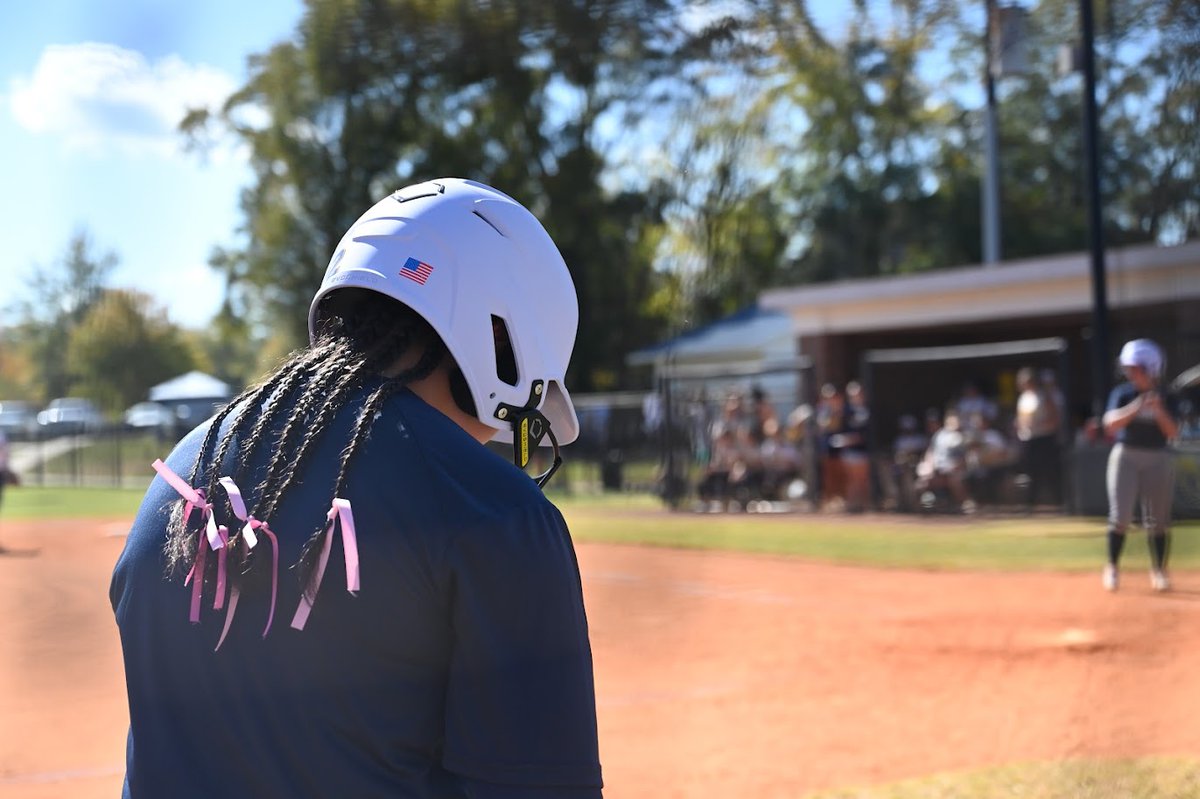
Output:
top-left (309, 178), bottom-right (580, 455)
top-left (1118, 339), bottom-right (1164, 380)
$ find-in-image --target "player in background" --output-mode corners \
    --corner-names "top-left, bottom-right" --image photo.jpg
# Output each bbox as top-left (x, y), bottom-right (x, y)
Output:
top-left (1102, 338), bottom-right (1180, 592)
top-left (110, 179), bottom-right (602, 798)
top-left (0, 428), bottom-right (9, 539)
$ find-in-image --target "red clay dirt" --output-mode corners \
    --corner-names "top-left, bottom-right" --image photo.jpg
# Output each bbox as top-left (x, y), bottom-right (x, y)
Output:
top-left (2, 516), bottom-right (1200, 799)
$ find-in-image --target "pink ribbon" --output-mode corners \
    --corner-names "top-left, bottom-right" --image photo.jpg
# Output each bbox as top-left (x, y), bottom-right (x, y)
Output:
top-left (290, 498), bottom-right (359, 631)
top-left (213, 476), bottom-right (281, 650)
top-left (153, 459), bottom-right (223, 624)
top-left (213, 526), bottom-right (230, 611)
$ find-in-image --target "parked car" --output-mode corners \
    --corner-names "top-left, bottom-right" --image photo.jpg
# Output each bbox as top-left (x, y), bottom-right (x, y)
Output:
top-left (124, 401), bottom-right (177, 436)
top-left (36, 397), bottom-right (104, 435)
top-left (0, 400), bottom-right (38, 440)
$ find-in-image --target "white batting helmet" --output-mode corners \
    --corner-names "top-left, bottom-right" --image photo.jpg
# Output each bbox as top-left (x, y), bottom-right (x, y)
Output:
top-left (309, 178), bottom-right (580, 447)
top-left (1118, 338), bottom-right (1164, 380)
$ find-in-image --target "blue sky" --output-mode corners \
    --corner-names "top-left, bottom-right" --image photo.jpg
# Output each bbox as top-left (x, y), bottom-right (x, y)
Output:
top-left (0, 0), bottom-right (304, 328)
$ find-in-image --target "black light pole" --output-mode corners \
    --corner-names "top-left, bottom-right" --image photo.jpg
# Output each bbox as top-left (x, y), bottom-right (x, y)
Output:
top-left (982, 0), bottom-right (1002, 264)
top-left (1080, 0), bottom-right (1111, 417)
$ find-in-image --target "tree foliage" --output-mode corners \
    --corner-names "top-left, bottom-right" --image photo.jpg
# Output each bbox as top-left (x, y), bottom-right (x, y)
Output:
top-left (177, 0), bottom-right (1197, 387)
top-left (11, 230), bottom-right (115, 403)
top-left (186, 0), bottom-right (698, 390)
top-left (65, 290), bottom-right (197, 414)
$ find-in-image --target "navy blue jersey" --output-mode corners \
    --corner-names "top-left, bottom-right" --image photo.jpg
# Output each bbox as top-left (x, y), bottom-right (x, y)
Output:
top-left (1106, 382), bottom-right (1180, 450)
top-left (110, 383), bottom-right (602, 798)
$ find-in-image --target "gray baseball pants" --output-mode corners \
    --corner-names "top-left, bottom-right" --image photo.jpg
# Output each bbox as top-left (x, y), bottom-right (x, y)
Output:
top-left (1107, 443), bottom-right (1175, 535)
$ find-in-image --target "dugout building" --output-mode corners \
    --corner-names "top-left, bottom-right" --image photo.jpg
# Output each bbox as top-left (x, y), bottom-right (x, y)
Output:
top-left (759, 239), bottom-right (1200, 514)
top-left (760, 240), bottom-right (1200, 438)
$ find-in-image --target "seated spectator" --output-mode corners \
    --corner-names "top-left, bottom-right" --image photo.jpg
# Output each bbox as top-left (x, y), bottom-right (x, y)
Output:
top-left (816, 383), bottom-right (847, 511)
top-left (759, 416), bottom-right (801, 502)
top-left (840, 380), bottom-right (872, 513)
top-left (963, 411), bottom-right (1015, 505)
top-left (726, 424), bottom-right (765, 508)
top-left (916, 409), bottom-right (973, 513)
top-left (881, 413), bottom-right (928, 512)
top-left (784, 404), bottom-right (815, 503)
top-left (697, 424), bottom-right (739, 509)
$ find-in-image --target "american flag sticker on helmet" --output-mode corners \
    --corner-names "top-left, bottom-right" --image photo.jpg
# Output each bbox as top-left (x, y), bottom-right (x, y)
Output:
top-left (400, 257), bottom-right (434, 285)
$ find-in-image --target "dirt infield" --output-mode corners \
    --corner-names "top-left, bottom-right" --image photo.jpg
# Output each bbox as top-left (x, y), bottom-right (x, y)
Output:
top-left (3, 518), bottom-right (1200, 798)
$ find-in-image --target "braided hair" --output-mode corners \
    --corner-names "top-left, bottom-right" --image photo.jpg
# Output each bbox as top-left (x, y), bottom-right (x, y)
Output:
top-left (162, 289), bottom-right (445, 594)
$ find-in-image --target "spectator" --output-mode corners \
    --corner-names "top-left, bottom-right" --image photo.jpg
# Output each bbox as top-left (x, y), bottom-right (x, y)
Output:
top-left (916, 409), bottom-right (972, 512)
top-left (841, 381), bottom-right (872, 512)
top-left (726, 424), bottom-right (765, 508)
top-left (1040, 369), bottom-right (1066, 430)
top-left (1015, 367), bottom-right (1062, 509)
top-left (759, 416), bottom-right (801, 502)
top-left (882, 413), bottom-right (928, 512)
top-left (957, 381), bottom-right (998, 424)
top-left (697, 424), bottom-right (738, 509)
top-left (714, 390), bottom-right (748, 441)
top-left (963, 411), bottom-right (1014, 504)
top-left (816, 383), bottom-right (847, 510)
top-left (0, 428), bottom-right (9, 538)
top-left (785, 403), bottom-right (816, 504)
top-left (749, 386), bottom-right (778, 445)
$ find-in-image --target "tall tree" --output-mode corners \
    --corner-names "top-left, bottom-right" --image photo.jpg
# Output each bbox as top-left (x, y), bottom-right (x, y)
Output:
top-left (65, 290), bottom-right (197, 414)
top-left (13, 230), bottom-right (115, 402)
top-left (1093, 0), bottom-right (1200, 243)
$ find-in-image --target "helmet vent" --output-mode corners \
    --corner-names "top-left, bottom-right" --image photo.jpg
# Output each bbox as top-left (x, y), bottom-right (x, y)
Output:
top-left (473, 210), bottom-right (507, 238)
top-left (492, 315), bottom-right (519, 386)
top-left (392, 181), bottom-right (445, 203)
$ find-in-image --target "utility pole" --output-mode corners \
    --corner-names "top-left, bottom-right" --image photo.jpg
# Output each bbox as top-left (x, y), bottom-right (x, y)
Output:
top-left (1080, 0), bottom-right (1111, 417)
top-left (982, 0), bottom-right (1002, 265)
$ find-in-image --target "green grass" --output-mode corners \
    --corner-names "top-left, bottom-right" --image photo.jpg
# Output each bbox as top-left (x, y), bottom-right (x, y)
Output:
top-left (1, 485), bottom-right (147, 519)
top-left (559, 503), bottom-right (1200, 572)
top-left (804, 757), bottom-right (1200, 799)
top-left (4, 484), bottom-right (1198, 574)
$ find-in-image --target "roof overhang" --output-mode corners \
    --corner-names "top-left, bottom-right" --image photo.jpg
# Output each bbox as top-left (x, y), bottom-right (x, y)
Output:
top-left (760, 241), bottom-right (1200, 336)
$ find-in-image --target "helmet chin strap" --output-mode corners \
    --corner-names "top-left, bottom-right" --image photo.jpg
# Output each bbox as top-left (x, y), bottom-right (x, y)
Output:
top-left (494, 380), bottom-right (564, 489)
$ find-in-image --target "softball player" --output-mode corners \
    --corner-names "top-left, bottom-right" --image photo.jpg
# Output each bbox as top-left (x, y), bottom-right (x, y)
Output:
top-left (110, 179), bottom-right (602, 797)
top-left (1101, 338), bottom-right (1180, 592)
top-left (0, 428), bottom-right (9, 524)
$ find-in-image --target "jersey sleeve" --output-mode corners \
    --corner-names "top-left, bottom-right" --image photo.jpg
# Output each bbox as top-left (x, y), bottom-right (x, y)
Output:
top-left (441, 501), bottom-right (602, 796)
top-left (1106, 384), bottom-right (1131, 414)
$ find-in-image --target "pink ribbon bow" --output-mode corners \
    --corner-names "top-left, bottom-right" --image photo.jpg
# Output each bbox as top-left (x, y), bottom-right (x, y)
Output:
top-left (290, 498), bottom-right (359, 631)
top-left (213, 476), bottom-right (281, 650)
top-left (152, 459), bottom-right (226, 625)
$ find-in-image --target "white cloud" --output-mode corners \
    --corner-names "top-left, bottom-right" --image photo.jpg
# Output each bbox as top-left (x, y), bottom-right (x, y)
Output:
top-left (9, 42), bottom-right (238, 157)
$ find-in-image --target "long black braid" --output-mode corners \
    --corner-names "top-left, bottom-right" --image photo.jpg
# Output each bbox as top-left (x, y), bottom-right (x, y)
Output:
top-left (295, 343), bottom-right (444, 595)
top-left (162, 352), bottom-right (317, 576)
top-left (251, 327), bottom-right (410, 521)
top-left (229, 346), bottom-right (328, 487)
top-left (200, 346), bottom-right (333, 515)
top-left (161, 289), bottom-right (448, 598)
top-left (253, 347), bottom-right (352, 490)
